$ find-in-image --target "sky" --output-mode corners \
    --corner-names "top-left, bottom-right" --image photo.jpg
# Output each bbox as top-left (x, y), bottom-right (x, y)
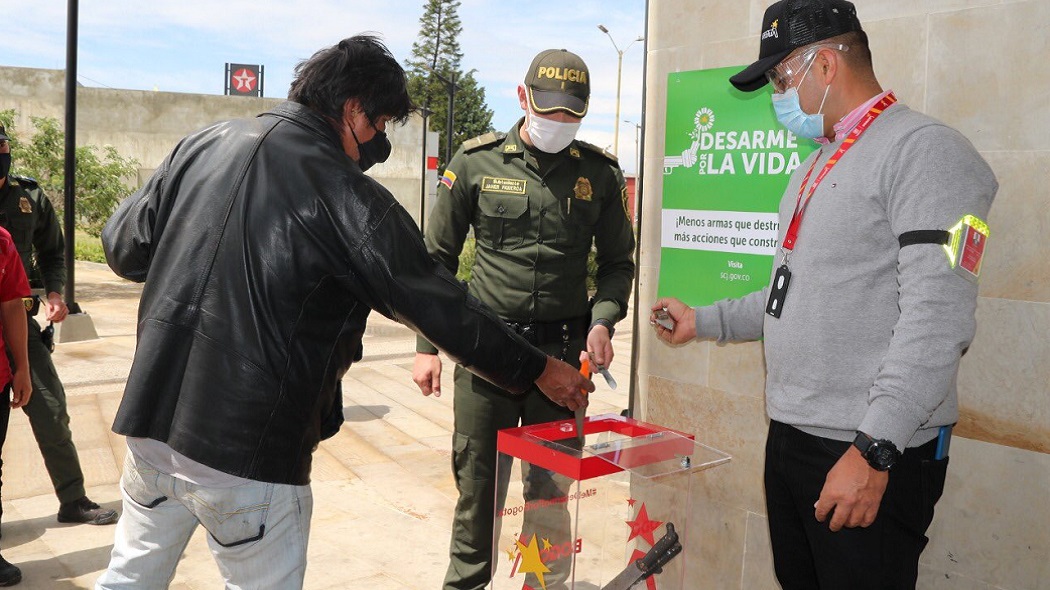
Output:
top-left (1, 0), bottom-right (647, 173)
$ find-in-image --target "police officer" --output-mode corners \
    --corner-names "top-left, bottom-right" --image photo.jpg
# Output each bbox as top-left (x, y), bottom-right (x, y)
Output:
top-left (0, 124), bottom-right (118, 528)
top-left (412, 50), bottom-right (635, 590)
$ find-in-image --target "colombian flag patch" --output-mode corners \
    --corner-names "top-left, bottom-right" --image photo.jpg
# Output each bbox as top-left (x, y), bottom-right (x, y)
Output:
top-left (439, 169), bottom-right (457, 190)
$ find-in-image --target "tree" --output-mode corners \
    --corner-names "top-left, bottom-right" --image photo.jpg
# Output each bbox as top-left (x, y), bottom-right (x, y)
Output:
top-left (405, 0), bottom-right (494, 168)
top-left (0, 109), bottom-right (138, 237)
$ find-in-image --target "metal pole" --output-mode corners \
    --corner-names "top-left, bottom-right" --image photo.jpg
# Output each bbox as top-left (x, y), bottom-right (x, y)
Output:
top-left (445, 72), bottom-right (456, 166)
top-left (63, 0), bottom-right (81, 314)
top-left (613, 51), bottom-right (623, 156)
top-left (418, 108), bottom-right (429, 232)
top-left (627, 4), bottom-right (650, 420)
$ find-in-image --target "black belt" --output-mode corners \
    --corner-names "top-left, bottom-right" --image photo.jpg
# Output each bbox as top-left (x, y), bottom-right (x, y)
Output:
top-left (505, 316), bottom-right (590, 347)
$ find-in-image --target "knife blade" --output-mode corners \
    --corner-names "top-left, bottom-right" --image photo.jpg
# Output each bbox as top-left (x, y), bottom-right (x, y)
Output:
top-left (588, 353), bottom-right (618, 390)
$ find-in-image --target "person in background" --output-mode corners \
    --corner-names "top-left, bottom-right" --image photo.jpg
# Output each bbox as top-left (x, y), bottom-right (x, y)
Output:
top-left (0, 123), bottom-right (118, 534)
top-left (0, 217), bottom-right (34, 586)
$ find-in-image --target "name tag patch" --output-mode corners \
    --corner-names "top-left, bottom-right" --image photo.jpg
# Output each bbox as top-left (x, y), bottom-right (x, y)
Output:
top-left (481, 177), bottom-right (526, 194)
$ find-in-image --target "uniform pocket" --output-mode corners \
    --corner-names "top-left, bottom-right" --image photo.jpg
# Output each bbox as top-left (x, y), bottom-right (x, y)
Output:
top-left (6, 214), bottom-right (34, 255)
top-left (477, 193), bottom-right (529, 249)
top-left (188, 480), bottom-right (274, 547)
top-left (451, 432), bottom-right (473, 487)
top-left (564, 198), bottom-right (600, 251)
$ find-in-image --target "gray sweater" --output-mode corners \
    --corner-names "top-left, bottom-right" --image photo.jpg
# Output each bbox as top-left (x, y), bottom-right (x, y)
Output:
top-left (695, 102), bottom-right (997, 451)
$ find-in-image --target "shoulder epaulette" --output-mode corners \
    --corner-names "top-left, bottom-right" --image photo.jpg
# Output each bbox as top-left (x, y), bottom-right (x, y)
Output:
top-left (10, 174), bottom-right (38, 187)
top-left (461, 131), bottom-right (505, 153)
top-left (577, 140), bottom-right (619, 164)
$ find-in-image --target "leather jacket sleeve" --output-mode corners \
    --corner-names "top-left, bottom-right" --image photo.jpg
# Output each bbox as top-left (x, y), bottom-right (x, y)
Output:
top-left (344, 178), bottom-right (547, 394)
top-left (102, 150), bottom-right (176, 283)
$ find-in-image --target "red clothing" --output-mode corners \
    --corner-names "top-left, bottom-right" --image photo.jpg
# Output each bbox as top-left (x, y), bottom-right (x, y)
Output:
top-left (0, 226), bottom-right (31, 386)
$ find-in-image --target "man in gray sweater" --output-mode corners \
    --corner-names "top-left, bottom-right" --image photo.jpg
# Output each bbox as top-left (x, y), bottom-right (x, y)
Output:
top-left (652, 1), bottom-right (996, 588)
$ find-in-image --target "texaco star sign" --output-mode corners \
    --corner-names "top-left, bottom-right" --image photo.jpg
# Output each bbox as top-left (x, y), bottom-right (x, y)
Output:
top-left (232, 68), bottom-right (257, 93)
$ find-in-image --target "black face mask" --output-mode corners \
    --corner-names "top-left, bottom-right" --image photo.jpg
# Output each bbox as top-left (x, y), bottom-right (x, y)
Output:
top-left (0, 153), bottom-right (10, 181)
top-left (349, 122), bottom-right (391, 172)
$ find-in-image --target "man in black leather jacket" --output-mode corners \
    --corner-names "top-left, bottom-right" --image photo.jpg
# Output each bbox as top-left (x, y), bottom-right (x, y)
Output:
top-left (96, 35), bottom-right (592, 589)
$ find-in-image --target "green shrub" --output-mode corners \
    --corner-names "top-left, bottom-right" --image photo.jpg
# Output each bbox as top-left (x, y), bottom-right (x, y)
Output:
top-left (74, 231), bottom-right (107, 264)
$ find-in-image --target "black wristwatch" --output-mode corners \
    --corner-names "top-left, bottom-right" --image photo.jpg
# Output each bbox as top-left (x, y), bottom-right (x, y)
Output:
top-left (590, 318), bottom-right (615, 338)
top-left (852, 431), bottom-right (900, 471)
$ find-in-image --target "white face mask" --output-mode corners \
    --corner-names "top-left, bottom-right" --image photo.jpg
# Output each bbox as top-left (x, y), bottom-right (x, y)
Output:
top-left (525, 108), bottom-right (581, 153)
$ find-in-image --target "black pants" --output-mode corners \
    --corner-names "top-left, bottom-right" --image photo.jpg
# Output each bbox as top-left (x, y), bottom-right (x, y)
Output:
top-left (764, 420), bottom-right (948, 590)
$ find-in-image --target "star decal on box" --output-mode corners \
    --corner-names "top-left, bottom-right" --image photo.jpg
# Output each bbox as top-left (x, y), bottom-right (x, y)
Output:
top-left (626, 503), bottom-right (665, 546)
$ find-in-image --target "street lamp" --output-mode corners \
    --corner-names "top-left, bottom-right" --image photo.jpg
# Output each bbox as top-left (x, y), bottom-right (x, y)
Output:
top-left (597, 24), bottom-right (644, 157)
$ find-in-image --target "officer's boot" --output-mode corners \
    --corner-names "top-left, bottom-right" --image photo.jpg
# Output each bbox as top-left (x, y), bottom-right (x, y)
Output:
top-left (0, 553), bottom-right (20, 586)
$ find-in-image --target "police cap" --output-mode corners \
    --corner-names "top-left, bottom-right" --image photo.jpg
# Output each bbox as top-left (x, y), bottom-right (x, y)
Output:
top-left (524, 49), bottom-right (590, 118)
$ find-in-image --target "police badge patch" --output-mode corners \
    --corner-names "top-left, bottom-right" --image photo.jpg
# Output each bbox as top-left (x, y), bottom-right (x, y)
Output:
top-left (574, 177), bottom-right (592, 201)
top-left (19, 196), bottom-right (32, 214)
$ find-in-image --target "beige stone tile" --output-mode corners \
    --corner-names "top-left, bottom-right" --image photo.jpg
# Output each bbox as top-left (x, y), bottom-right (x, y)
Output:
top-left (681, 501), bottom-right (748, 590)
top-left (923, 437), bottom-right (1050, 588)
top-left (860, 0), bottom-right (1004, 21)
top-left (643, 334), bottom-right (711, 390)
top-left (865, 16), bottom-right (928, 111)
top-left (956, 298), bottom-right (1050, 453)
top-left (927, 2), bottom-right (1050, 151)
top-left (649, 0), bottom-right (751, 52)
top-left (702, 37), bottom-right (763, 71)
top-left (741, 511), bottom-right (780, 590)
top-left (646, 378), bottom-right (767, 515)
top-left (977, 152), bottom-right (1050, 303)
top-left (708, 339), bottom-right (766, 400)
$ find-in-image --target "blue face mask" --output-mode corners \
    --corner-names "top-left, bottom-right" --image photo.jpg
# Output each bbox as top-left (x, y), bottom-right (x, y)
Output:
top-left (771, 57), bottom-right (831, 140)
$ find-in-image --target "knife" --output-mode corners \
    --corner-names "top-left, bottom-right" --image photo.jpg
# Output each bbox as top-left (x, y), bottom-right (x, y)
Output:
top-left (589, 353), bottom-right (618, 390)
top-left (601, 523), bottom-right (682, 590)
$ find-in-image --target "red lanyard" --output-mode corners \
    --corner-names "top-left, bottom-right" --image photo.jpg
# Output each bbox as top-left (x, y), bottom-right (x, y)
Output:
top-left (781, 93), bottom-right (898, 253)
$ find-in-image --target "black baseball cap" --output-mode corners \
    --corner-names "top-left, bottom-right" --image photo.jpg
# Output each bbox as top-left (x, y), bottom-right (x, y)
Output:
top-left (524, 49), bottom-right (590, 118)
top-left (730, 0), bottom-right (863, 92)
top-left (0, 124), bottom-right (8, 142)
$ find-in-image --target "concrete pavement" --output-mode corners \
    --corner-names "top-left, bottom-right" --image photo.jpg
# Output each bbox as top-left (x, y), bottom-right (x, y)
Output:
top-left (0, 261), bottom-right (634, 589)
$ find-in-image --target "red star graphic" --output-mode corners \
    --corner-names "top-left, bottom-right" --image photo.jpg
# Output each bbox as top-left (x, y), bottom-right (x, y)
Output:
top-left (232, 68), bottom-right (257, 92)
top-left (626, 498), bottom-right (637, 507)
top-left (625, 503), bottom-right (664, 546)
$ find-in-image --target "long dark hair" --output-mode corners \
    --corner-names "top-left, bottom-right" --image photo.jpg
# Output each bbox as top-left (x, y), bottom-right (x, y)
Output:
top-left (288, 34), bottom-right (417, 126)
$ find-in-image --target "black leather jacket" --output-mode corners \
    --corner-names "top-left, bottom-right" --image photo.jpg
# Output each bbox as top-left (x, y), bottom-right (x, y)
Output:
top-left (102, 102), bottom-right (547, 485)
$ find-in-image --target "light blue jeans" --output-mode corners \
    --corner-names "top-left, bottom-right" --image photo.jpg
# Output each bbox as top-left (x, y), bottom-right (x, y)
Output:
top-left (95, 451), bottom-right (313, 589)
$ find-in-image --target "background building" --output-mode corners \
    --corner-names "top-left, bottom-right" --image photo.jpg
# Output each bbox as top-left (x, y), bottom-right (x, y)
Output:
top-left (0, 65), bottom-right (438, 227)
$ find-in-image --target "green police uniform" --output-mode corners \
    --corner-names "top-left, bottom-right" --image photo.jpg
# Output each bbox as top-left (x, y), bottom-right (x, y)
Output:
top-left (0, 175), bottom-right (88, 506)
top-left (420, 120), bottom-right (635, 590)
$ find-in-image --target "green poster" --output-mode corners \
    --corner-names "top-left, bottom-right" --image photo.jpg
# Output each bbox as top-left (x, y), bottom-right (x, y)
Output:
top-left (657, 66), bottom-right (817, 306)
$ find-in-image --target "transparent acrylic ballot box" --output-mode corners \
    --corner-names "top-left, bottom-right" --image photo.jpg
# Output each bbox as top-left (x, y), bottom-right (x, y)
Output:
top-left (491, 413), bottom-right (730, 590)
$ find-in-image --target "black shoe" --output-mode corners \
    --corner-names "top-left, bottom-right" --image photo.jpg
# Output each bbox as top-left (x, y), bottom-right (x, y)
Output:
top-left (0, 555), bottom-right (20, 587)
top-left (57, 496), bottom-right (119, 525)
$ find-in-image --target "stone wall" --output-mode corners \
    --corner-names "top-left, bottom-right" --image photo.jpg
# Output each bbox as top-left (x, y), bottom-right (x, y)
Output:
top-left (0, 65), bottom-right (437, 226)
top-left (639, 1), bottom-right (1049, 588)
